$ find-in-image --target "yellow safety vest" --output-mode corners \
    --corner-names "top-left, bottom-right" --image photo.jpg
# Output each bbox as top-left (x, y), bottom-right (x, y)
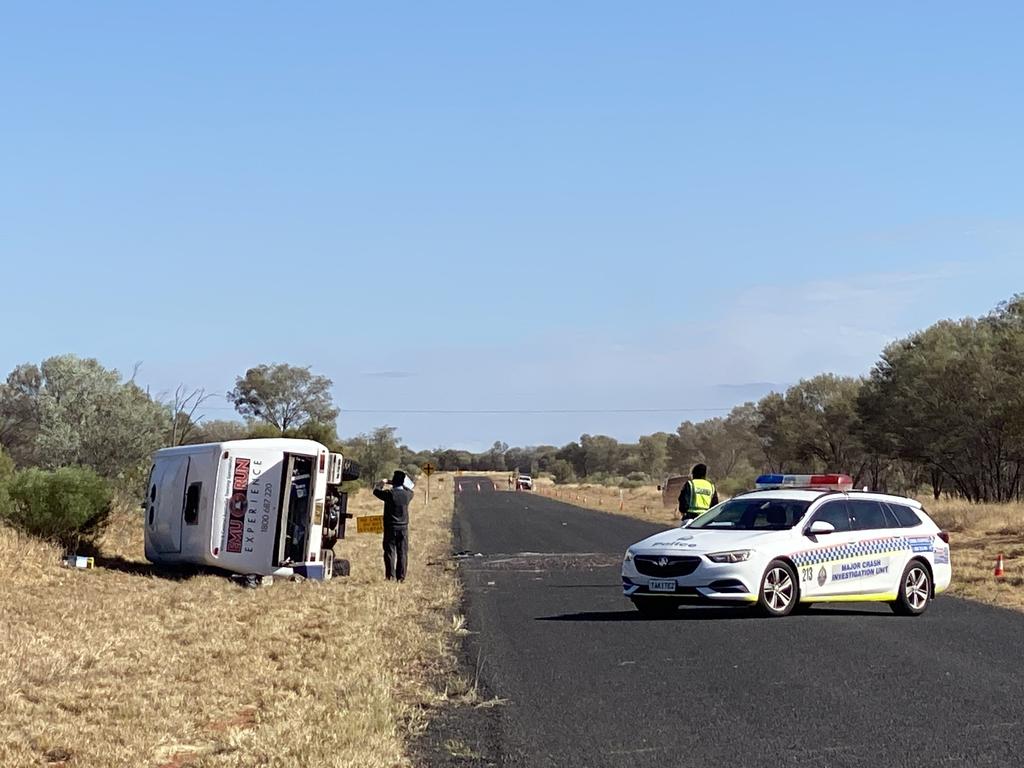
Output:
top-left (689, 479), bottom-right (716, 513)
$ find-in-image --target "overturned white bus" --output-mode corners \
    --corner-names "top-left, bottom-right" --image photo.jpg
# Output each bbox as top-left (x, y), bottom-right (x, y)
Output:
top-left (144, 438), bottom-right (359, 580)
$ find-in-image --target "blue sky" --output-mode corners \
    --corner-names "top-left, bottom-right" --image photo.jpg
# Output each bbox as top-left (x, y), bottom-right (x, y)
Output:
top-left (2, 3), bottom-right (1022, 450)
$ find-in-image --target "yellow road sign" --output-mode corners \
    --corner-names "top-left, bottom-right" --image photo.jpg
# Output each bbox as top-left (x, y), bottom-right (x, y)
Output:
top-left (422, 462), bottom-right (436, 476)
top-left (356, 515), bottom-right (384, 534)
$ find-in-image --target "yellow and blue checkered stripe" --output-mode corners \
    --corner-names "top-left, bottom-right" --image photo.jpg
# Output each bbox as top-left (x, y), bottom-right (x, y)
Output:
top-left (790, 535), bottom-right (927, 568)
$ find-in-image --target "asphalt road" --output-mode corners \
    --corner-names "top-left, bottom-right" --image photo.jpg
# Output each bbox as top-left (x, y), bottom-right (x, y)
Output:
top-left (447, 478), bottom-right (1024, 768)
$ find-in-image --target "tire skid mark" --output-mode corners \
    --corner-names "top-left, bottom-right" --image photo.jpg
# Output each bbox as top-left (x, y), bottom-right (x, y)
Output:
top-left (456, 552), bottom-right (622, 571)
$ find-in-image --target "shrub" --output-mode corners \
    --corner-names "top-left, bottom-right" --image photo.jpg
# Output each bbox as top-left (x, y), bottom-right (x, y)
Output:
top-left (549, 459), bottom-right (576, 485)
top-left (717, 470), bottom-right (759, 498)
top-left (0, 448), bottom-right (14, 520)
top-left (5, 466), bottom-right (113, 552)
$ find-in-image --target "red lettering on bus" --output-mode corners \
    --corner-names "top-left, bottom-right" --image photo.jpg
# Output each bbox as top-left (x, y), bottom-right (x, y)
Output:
top-left (233, 458), bottom-right (250, 491)
top-left (227, 518), bottom-right (244, 552)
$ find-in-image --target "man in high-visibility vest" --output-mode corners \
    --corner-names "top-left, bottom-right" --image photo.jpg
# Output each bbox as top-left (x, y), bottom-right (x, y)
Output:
top-left (678, 463), bottom-right (719, 522)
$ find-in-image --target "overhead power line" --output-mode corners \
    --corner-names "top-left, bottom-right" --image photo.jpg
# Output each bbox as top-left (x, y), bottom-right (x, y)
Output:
top-left (192, 395), bottom-right (735, 416)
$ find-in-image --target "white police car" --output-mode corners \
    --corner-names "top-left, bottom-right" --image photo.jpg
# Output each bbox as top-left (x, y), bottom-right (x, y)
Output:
top-left (621, 474), bottom-right (952, 618)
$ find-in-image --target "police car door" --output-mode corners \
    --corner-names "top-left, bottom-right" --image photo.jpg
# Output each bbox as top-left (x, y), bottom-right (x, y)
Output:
top-left (846, 499), bottom-right (904, 598)
top-left (794, 499), bottom-right (863, 599)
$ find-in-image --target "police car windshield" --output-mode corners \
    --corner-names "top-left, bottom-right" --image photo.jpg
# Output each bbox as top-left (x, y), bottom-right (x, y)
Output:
top-left (688, 497), bottom-right (812, 530)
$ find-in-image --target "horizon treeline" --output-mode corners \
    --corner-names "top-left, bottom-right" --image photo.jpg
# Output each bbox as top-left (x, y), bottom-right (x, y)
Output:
top-left (0, 295), bottom-right (1021, 505)
top-left (386, 294), bottom-right (1024, 503)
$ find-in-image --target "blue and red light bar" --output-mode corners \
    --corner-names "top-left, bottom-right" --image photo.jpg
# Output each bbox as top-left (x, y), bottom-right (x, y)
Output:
top-left (755, 474), bottom-right (854, 491)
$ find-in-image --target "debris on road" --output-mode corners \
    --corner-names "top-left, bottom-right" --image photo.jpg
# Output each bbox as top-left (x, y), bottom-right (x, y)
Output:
top-left (231, 574), bottom-right (275, 588)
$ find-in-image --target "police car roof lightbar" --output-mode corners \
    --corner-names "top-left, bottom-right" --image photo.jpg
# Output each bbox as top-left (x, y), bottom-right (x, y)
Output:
top-left (755, 474), bottom-right (854, 491)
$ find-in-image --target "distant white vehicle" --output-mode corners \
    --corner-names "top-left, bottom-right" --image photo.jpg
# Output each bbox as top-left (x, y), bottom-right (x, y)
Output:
top-left (517, 474), bottom-right (534, 491)
top-left (622, 474), bottom-right (952, 617)
top-left (144, 438), bottom-right (359, 580)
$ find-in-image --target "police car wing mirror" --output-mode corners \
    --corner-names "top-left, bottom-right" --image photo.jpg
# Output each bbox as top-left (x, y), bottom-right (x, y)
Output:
top-left (806, 520), bottom-right (836, 536)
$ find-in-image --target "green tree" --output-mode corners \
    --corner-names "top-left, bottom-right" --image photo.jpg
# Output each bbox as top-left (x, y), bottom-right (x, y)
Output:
top-left (664, 405), bottom-right (762, 490)
top-left (228, 364), bottom-right (338, 431)
top-left (859, 306), bottom-right (1024, 502)
top-left (0, 448), bottom-right (14, 520)
top-left (638, 433), bottom-right (670, 479)
top-left (614, 443), bottom-right (647, 477)
top-left (549, 458), bottom-right (576, 484)
top-left (486, 441), bottom-right (509, 471)
top-left (0, 356), bottom-right (169, 481)
top-left (346, 426), bottom-right (402, 486)
top-left (578, 434), bottom-right (622, 476)
top-left (756, 375), bottom-right (869, 483)
top-left (666, 421), bottom-right (700, 475)
top-left (503, 446), bottom-right (536, 475)
top-left (186, 419), bottom-right (250, 444)
top-left (556, 441), bottom-right (585, 477)
top-left (436, 448), bottom-right (473, 471)
top-left (0, 363), bottom-right (42, 466)
top-left (532, 446), bottom-right (559, 473)
top-left (285, 420), bottom-right (341, 448)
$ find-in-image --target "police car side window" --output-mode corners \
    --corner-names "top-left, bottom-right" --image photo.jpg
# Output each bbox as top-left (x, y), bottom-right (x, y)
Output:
top-left (886, 502), bottom-right (923, 528)
top-left (849, 499), bottom-right (890, 531)
top-left (880, 504), bottom-right (901, 528)
top-left (812, 500), bottom-right (851, 532)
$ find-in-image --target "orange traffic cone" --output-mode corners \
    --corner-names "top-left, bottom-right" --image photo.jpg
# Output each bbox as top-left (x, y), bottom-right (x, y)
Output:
top-left (995, 553), bottom-right (1006, 579)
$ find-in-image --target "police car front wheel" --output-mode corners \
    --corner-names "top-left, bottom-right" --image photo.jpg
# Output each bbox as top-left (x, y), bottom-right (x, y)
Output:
top-left (757, 560), bottom-right (798, 617)
top-left (891, 560), bottom-right (931, 616)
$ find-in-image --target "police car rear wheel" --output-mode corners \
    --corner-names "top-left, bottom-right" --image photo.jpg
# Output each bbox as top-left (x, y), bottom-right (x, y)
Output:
top-left (631, 597), bottom-right (679, 618)
top-left (892, 560), bottom-right (931, 616)
top-left (758, 560), bottom-right (798, 617)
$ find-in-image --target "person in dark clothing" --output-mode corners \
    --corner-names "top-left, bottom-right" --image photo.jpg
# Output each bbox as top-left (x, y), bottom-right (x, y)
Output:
top-left (678, 463), bottom-right (719, 523)
top-left (373, 470), bottom-right (414, 581)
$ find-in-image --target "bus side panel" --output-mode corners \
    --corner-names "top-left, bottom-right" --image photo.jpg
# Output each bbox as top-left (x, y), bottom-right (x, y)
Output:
top-left (215, 449), bottom-right (285, 574)
top-left (179, 447), bottom-right (220, 561)
top-left (150, 456), bottom-right (188, 555)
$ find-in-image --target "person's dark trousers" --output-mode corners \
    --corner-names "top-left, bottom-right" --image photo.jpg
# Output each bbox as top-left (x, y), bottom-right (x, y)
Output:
top-left (383, 525), bottom-right (409, 581)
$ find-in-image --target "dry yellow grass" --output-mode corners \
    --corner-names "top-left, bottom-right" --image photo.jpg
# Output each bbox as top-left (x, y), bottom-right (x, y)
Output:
top-left (924, 498), bottom-right (1024, 609)
top-left (0, 475), bottom-right (462, 768)
top-left (532, 477), bottom-right (673, 526)
top-left (537, 478), bottom-right (1024, 612)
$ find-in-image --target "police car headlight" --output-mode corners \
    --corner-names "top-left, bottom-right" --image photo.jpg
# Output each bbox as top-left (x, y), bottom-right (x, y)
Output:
top-left (707, 550), bottom-right (751, 563)
top-left (623, 548), bottom-right (635, 563)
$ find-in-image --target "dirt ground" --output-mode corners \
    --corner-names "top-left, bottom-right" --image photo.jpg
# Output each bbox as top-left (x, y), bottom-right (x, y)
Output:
top-left (0, 476), bottom-right (463, 768)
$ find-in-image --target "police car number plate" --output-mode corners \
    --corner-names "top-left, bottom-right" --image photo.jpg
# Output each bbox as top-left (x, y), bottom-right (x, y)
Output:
top-left (649, 579), bottom-right (676, 592)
